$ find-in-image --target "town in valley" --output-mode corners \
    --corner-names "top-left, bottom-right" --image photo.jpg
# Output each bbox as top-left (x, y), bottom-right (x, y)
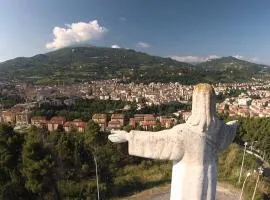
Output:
top-left (1, 79), bottom-right (270, 133)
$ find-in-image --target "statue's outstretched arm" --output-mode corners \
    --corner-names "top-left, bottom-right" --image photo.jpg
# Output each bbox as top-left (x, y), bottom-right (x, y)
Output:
top-left (108, 125), bottom-right (185, 161)
top-left (218, 120), bottom-right (238, 152)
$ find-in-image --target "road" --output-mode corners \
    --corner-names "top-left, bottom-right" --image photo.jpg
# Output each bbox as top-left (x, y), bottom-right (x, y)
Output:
top-left (119, 183), bottom-right (241, 200)
top-left (148, 185), bottom-right (240, 200)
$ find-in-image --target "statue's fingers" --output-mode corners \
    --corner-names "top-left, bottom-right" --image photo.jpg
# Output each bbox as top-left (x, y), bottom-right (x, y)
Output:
top-left (108, 134), bottom-right (119, 142)
top-left (226, 120), bottom-right (238, 134)
top-left (111, 130), bottom-right (128, 134)
top-left (226, 120), bottom-right (238, 126)
top-left (108, 134), bottom-right (127, 143)
top-left (111, 130), bottom-right (119, 134)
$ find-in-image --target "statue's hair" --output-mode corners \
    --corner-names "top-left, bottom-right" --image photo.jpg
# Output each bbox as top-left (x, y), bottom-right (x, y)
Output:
top-left (186, 83), bottom-right (221, 134)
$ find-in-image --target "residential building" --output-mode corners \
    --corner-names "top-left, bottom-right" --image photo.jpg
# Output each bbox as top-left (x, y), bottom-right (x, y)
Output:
top-left (92, 114), bottom-right (107, 131)
top-left (63, 119), bottom-right (87, 133)
top-left (108, 120), bottom-right (122, 130)
top-left (110, 113), bottom-right (124, 126)
top-left (1, 111), bottom-right (16, 124)
top-left (47, 116), bottom-right (65, 132)
top-left (31, 116), bottom-right (47, 128)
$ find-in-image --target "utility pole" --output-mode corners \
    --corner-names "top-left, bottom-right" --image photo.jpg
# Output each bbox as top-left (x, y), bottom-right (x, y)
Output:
top-left (262, 150), bottom-right (265, 160)
top-left (251, 167), bottom-right (264, 200)
top-left (238, 142), bottom-right (248, 183)
top-left (239, 172), bottom-right (251, 200)
top-left (251, 141), bottom-right (258, 152)
top-left (93, 155), bottom-right (100, 200)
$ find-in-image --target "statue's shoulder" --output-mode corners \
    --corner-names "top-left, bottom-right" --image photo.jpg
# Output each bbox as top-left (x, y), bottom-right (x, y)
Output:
top-left (172, 123), bottom-right (187, 133)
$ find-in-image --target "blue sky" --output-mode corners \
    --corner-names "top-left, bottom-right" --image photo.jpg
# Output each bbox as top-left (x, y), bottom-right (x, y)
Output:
top-left (1, 0), bottom-right (270, 64)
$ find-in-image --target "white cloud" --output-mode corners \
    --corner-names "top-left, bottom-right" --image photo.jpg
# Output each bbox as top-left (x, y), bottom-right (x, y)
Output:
top-left (170, 55), bottom-right (219, 63)
top-left (46, 20), bottom-right (107, 49)
top-left (171, 54), bottom-right (262, 64)
top-left (136, 42), bottom-right (151, 48)
top-left (250, 57), bottom-right (259, 62)
top-left (233, 55), bottom-right (244, 60)
top-left (119, 17), bottom-right (127, 22)
top-left (111, 44), bottom-right (120, 49)
top-left (233, 55), bottom-right (259, 63)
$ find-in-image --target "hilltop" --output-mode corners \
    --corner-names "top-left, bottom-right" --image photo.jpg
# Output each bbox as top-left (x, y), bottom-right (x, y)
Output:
top-left (0, 47), bottom-right (269, 84)
top-left (0, 47), bottom-right (195, 84)
top-left (196, 56), bottom-right (270, 82)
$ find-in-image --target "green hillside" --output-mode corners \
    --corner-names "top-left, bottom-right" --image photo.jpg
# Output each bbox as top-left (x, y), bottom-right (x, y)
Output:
top-left (197, 56), bottom-right (270, 82)
top-left (0, 47), bottom-right (195, 84)
top-left (0, 47), bottom-right (269, 84)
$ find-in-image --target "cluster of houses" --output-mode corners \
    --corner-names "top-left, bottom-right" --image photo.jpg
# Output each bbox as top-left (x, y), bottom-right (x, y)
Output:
top-left (91, 113), bottom-right (177, 131)
top-left (0, 104), bottom-right (32, 125)
top-left (131, 114), bottom-right (176, 129)
top-left (0, 103), bottom-right (177, 133)
top-left (21, 114), bottom-right (177, 133)
top-left (31, 116), bottom-right (87, 132)
top-left (216, 94), bottom-right (270, 117)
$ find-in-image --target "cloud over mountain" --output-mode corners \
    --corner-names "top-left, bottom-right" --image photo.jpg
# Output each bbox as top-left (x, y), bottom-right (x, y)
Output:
top-left (46, 20), bottom-right (107, 49)
top-left (170, 55), bottom-right (219, 63)
top-left (136, 42), bottom-right (151, 48)
top-left (233, 55), bottom-right (259, 63)
top-left (171, 54), bottom-right (263, 64)
top-left (111, 44), bottom-right (120, 48)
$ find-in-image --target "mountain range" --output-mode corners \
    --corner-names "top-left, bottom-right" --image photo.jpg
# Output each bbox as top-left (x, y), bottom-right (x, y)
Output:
top-left (0, 46), bottom-right (269, 84)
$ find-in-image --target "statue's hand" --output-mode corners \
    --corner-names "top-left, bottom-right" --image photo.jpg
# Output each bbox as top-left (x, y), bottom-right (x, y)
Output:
top-left (226, 120), bottom-right (238, 134)
top-left (226, 120), bottom-right (238, 126)
top-left (108, 130), bottom-right (129, 143)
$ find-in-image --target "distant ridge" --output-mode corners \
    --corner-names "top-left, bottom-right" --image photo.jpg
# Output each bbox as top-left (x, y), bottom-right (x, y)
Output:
top-left (197, 56), bottom-right (269, 71)
top-left (0, 47), bottom-right (269, 84)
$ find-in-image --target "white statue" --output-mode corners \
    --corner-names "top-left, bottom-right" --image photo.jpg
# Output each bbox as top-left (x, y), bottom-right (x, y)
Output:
top-left (108, 83), bottom-right (237, 200)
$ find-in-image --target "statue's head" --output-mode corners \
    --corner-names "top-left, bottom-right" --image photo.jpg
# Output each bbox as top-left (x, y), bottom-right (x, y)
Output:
top-left (186, 83), bottom-right (220, 133)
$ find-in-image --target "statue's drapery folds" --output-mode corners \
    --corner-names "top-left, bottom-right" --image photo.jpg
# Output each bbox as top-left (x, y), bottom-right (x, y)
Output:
top-left (128, 125), bottom-right (185, 161)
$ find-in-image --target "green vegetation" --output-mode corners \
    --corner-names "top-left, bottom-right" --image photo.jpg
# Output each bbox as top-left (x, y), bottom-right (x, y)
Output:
top-left (216, 89), bottom-right (246, 103)
top-left (197, 56), bottom-right (270, 82)
top-left (0, 94), bottom-right (24, 108)
top-left (31, 99), bottom-right (127, 121)
top-left (0, 84), bottom-right (25, 108)
top-left (218, 144), bottom-right (270, 200)
top-left (133, 101), bottom-right (191, 116)
top-left (0, 122), bottom-right (172, 199)
top-left (0, 47), bottom-right (269, 84)
top-left (31, 99), bottom-right (190, 122)
top-left (1, 110), bottom-right (270, 199)
top-left (218, 114), bottom-right (270, 200)
top-left (219, 114), bottom-right (270, 161)
top-left (0, 46), bottom-right (193, 84)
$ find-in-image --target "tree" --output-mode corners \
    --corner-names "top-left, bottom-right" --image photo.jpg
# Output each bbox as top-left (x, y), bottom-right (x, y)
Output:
top-left (135, 125), bottom-right (143, 131)
top-left (22, 130), bottom-right (59, 199)
top-left (83, 121), bottom-right (122, 198)
top-left (153, 122), bottom-right (163, 131)
top-left (262, 133), bottom-right (270, 160)
top-left (55, 133), bottom-right (81, 180)
top-left (0, 124), bottom-right (30, 199)
top-left (84, 121), bottom-right (101, 146)
top-left (123, 125), bottom-right (132, 132)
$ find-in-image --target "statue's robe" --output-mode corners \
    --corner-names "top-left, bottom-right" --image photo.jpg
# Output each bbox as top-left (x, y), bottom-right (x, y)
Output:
top-left (126, 122), bottom-right (237, 200)
top-left (128, 124), bottom-right (185, 161)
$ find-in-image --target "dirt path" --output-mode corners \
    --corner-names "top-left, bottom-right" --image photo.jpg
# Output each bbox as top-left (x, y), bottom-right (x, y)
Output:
top-left (117, 183), bottom-right (241, 200)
